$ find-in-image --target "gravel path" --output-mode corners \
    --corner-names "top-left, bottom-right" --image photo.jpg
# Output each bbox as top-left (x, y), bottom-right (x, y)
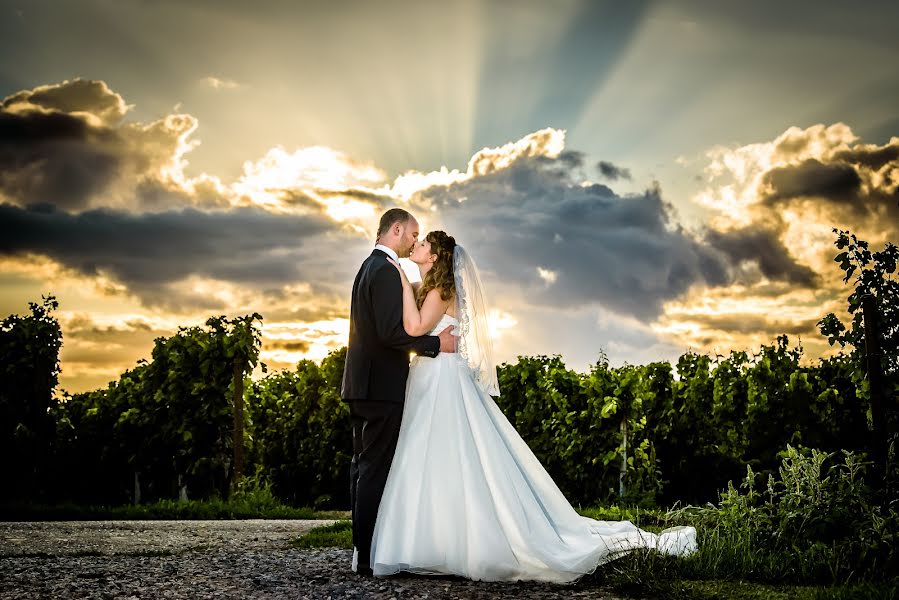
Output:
top-left (0, 520), bottom-right (624, 599)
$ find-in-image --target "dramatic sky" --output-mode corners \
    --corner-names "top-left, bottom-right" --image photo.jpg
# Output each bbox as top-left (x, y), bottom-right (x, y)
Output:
top-left (1, 0), bottom-right (898, 393)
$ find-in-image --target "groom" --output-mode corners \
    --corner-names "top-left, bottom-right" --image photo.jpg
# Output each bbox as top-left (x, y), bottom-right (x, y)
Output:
top-left (341, 208), bottom-right (457, 577)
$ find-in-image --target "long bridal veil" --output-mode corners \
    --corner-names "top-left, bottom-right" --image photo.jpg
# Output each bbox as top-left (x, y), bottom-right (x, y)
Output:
top-left (452, 244), bottom-right (500, 396)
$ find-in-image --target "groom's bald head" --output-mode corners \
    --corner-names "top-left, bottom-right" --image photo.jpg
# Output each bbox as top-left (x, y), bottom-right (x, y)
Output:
top-left (377, 208), bottom-right (419, 257)
top-left (377, 208), bottom-right (411, 238)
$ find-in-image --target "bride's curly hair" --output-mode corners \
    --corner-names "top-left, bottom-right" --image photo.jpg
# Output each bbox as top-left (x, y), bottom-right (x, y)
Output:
top-left (417, 230), bottom-right (457, 308)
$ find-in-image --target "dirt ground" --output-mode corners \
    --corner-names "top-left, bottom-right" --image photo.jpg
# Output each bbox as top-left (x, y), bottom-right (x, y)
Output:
top-left (0, 520), bottom-right (623, 599)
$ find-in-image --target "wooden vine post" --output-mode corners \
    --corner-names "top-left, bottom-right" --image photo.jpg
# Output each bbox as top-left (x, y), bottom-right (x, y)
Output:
top-left (861, 294), bottom-right (887, 474)
top-left (619, 416), bottom-right (628, 498)
top-left (232, 357), bottom-right (245, 491)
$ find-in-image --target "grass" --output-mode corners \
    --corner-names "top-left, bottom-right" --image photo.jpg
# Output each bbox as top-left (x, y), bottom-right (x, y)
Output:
top-left (577, 501), bottom-right (899, 600)
top-left (577, 504), bottom-right (675, 531)
top-left (579, 546), bottom-right (898, 600)
top-left (290, 519), bottom-right (352, 549)
top-left (2, 471), bottom-right (352, 521)
top-left (0, 498), bottom-right (349, 521)
top-left (0, 476), bottom-right (349, 521)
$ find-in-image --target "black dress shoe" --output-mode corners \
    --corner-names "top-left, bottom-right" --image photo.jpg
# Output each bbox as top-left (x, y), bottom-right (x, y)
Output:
top-left (355, 566), bottom-right (374, 577)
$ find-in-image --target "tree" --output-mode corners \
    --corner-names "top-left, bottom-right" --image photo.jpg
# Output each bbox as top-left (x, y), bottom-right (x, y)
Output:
top-left (819, 228), bottom-right (899, 490)
top-left (0, 295), bottom-right (62, 502)
top-left (819, 229), bottom-right (898, 374)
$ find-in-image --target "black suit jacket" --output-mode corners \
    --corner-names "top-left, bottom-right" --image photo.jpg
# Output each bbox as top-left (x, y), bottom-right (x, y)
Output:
top-left (341, 249), bottom-right (440, 402)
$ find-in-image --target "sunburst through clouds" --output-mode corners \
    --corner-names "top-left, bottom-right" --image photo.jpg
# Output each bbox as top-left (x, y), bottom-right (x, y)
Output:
top-left (1, 0), bottom-right (898, 392)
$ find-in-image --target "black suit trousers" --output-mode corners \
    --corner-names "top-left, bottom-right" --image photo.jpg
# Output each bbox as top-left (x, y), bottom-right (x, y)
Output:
top-left (348, 399), bottom-right (404, 569)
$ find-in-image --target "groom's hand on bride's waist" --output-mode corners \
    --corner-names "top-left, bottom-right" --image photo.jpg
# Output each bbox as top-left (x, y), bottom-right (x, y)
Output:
top-left (438, 325), bottom-right (458, 353)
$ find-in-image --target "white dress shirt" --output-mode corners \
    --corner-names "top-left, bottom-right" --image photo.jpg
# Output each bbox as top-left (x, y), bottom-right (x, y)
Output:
top-left (374, 244), bottom-right (399, 263)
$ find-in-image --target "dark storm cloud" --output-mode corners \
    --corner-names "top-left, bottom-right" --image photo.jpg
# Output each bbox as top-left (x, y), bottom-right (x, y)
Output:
top-left (277, 190), bottom-right (327, 210)
top-left (65, 314), bottom-right (156, 339)
top-left (754, 136), bottom-right (899, 235)
top-left (596, 160), bottom-right (632, 181)
top-left (762, 159), bottom-right (862, 204)
top-left (687, 313), bottom-right (821, 337)
top-left (833, 144), bottom-right (899, 171)
top-left (0, 106), bottom-right (125, 211)
top-left (414, 155), bottom-right (747, 320)
top-left (313, 187), bottom-right (395, 212)
top-left (267, 339), bottom-right (311, 353)
top-left (556, 150), bottom-right (585, 169)
top-left (705, 226), bottom-right (819, 287)
top-left (1, 79), bottom-right (199, 213)
top-left (826, 142), bottom-right (899, 209)
top-left (0, 202), bottom-right (368, 305)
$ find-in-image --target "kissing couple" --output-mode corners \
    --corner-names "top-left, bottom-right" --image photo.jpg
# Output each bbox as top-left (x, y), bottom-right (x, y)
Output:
top-left (341, 208), bottom-right (697, 583)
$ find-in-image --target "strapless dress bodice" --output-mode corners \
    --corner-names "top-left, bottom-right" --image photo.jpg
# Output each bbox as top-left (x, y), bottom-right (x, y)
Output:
top-left (428, 313), bottom-right (459, 336)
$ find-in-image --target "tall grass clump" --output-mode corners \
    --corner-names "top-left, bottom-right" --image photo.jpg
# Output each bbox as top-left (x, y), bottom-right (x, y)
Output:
top-left (588, 445), bottom-right (897, 597)
top-left (692, 445), bottom-right (896, 583)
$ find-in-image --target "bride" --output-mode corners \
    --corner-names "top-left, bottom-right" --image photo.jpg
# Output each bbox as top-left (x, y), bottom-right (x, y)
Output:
top-left (370, 230), bottom-right (697, 583)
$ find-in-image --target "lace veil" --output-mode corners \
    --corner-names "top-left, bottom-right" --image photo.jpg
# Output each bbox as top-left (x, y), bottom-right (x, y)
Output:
top-left (453, 245), bottom-right (500, 396)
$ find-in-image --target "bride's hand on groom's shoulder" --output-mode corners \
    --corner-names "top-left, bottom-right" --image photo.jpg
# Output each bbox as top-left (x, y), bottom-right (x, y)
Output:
top-left (386, 258), bottom-right (410, 285)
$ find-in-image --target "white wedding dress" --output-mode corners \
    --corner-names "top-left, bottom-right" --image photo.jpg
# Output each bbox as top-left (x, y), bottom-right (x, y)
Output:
top-left (369, 313), bottom-right (697, 583)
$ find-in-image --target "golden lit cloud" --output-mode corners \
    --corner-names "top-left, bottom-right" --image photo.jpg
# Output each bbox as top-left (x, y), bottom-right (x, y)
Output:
top-left (697, 123), bottom-right (897, 234)
top-left (224, 146), bottom-right (392, 228)
top-left (653, 281), bottom-right (845, 360)
top-left (660, 123), bottom-right (899, 358)
top-left (200, 76), bottom-right (241, 90)
top-left (260, 318), bottom-right (350, 370)
top-left (390, 128), bottom-right (567, 201)
top-left (467, 128), bottom-right (566, 176)
top-left (1, 78), bottom-right (131, 127)
top-left (233, 146), bottom-right (386, 207)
